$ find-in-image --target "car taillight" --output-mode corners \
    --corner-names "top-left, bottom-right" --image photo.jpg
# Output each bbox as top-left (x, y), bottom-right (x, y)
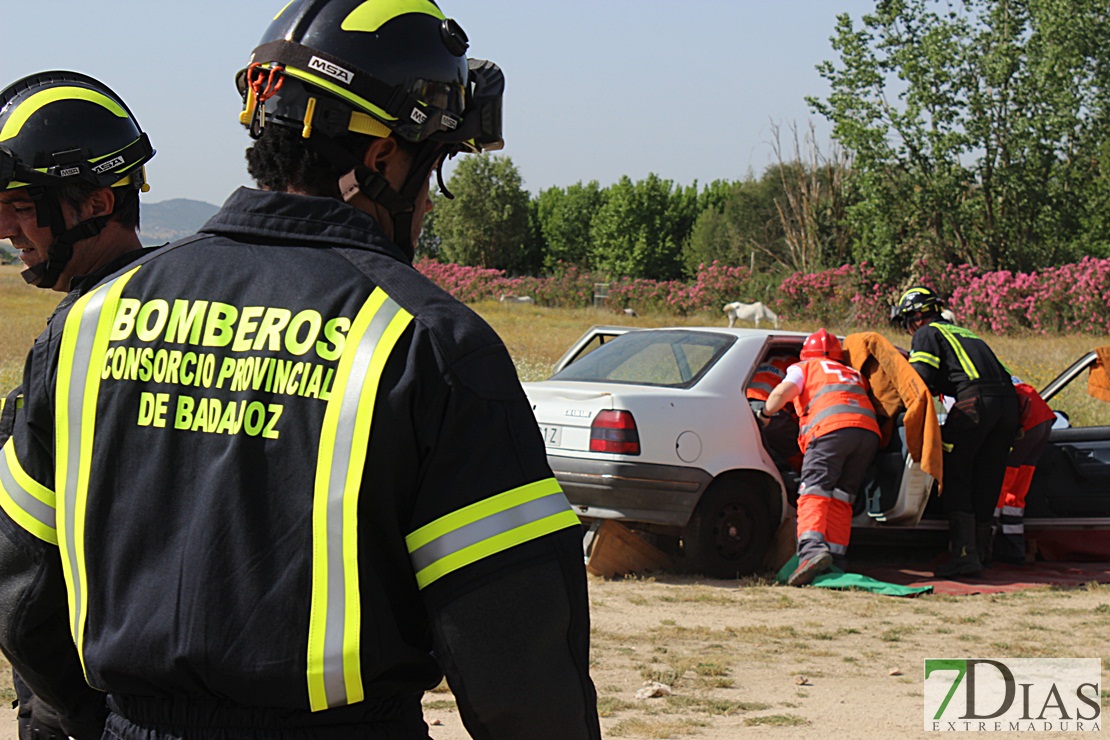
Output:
top-left (589, 410), bottom-right (640, 455)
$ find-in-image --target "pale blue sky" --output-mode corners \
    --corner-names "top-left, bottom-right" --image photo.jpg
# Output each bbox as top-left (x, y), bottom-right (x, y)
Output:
top-left (1, 0), bottom-right (878, 205)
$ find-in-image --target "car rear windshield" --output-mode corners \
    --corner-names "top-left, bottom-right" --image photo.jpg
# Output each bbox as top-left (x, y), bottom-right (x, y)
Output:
top-left (551, 330), bottom-right (735, 388)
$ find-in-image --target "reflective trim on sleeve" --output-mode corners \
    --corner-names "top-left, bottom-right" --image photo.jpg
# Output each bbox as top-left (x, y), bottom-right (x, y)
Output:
top-left (0, 441), bottom-right (57, 544)
top-left (405, 477), bottom-right (581, 590)
top-left (55, 267), bottom-right (138, 675)
top-left (307, 288), bottom-right (412, 712)
top-left (909, 351), bottom-right (941, 369)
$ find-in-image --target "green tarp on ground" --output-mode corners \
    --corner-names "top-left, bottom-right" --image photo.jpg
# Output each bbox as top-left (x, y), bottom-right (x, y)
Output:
top-left (775, 555), bottom-right (933, 596)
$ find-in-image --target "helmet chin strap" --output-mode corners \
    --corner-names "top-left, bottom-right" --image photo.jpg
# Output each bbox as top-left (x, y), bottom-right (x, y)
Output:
top-left (314, 135), bottom-right (444, 261)
top-left (21, 217), bottom-right (110, 289)
top-left (21, 190), bottom-right (109, 289)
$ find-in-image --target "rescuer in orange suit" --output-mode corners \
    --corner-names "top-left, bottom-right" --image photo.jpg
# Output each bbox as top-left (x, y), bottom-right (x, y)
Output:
top-left (993, 378), bottom-right (1056, 564)
top-left (746, 352), bottom-right (802, 472)
top-left (760, 330), bottom-right (881, 586)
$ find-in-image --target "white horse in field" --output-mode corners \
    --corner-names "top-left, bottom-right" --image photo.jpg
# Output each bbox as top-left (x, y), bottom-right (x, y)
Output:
top-left (723, 301), bottom-right (780, 329)
top-left (499, 294), bottom-right (535, 304)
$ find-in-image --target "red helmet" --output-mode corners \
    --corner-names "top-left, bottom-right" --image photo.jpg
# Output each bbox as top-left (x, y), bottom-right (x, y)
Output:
top-left (800, 329), bottom-right (843, 361)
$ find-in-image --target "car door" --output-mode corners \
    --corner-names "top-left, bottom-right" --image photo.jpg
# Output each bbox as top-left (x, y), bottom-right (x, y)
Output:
top-left (1026, 350), bottom-right (1110, 518)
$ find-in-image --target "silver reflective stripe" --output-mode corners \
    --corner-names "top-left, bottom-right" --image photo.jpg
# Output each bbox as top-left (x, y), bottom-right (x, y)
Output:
top-left (798, 486), bottom-right (853, 505)
top-left (0, 442), bottom-right (56, 543)
top-left (798, 530), bottom-right (826, 543)
top-left (804, 383), bottom-right (869, 415)
top-left (828, 542), bottom-right (848, 555)
top-left (1001, 506), bottom-right (1024, 517)
top-left (408, 492), bottom-right (571, 574)
top-left (800, 403), bottom-right (878, 435)
top-left (317, 295), bottom-right (404, 709)
top-left (307, 290), bottom-right (412, 712)
top-left (60, 284), bottom-right (112, 644)
top-left (749, 381), bottom-right (775, 393)
top-left (1001, 523), bottom-right (1024, 534)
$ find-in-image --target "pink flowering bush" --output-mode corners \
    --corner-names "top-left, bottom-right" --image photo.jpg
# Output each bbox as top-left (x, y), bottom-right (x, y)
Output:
top-left (908, 257), bottom-right (1110, 335)
top-left (415, 256), bottom-right (1110, 335)
top-left (778, 263), bottom-right (888, 326)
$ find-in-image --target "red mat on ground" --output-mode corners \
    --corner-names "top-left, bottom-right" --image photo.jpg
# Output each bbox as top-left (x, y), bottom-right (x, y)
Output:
top-left (858, 561), bottom-right (1110, 596)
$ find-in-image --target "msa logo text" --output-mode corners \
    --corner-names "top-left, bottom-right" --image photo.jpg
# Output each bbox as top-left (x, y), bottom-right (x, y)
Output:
top-left (308, 56), bottom-right (353, 85)
top-left (59, 167), bottom-right (81, 178)
top-left (93, 156), bottom-right (125, 174)
top-left (410, 108), bottom-right (428, 125)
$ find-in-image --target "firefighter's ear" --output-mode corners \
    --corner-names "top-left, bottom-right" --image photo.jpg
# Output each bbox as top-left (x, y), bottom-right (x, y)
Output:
top-left (79, 187), bottom-right (116, 221)
top-left (363, 136), bottom-right (403, 178)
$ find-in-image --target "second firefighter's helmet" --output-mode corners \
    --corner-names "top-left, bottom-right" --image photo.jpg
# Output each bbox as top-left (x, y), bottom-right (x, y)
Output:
top-left (0, 70), bottom-right (154, 191)
top-left (236, 0), bottom-right (503, 151)
top-left (800, 329), bottom-right (843, 361)
top-left (890, 286), bottom-right (945, 328)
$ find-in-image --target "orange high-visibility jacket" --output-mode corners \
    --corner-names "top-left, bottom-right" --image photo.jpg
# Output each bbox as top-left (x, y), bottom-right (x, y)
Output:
top-left (746, 355), bottom-right (796, 401)
top-left (792, 358), bottom-right (880, 453)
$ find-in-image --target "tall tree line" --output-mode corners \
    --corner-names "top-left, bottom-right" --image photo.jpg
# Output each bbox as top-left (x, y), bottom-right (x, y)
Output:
top-left (422, 0), bottom-right (1109, 285)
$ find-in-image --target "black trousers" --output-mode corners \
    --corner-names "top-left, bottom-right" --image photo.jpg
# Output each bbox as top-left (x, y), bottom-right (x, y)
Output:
top-left (941, 391), bottom-right (1020, 523)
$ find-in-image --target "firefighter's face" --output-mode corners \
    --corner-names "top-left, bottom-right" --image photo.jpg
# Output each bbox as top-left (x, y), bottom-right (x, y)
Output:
top-left (0, 188), bottom-right (54, 276)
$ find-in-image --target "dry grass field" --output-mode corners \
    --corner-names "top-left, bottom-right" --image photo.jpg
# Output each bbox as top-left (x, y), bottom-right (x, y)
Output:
top-left (0, 263), bottom-right (1108, 737)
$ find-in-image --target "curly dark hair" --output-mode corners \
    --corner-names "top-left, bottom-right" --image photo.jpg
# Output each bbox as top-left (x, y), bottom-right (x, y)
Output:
top-left (245, 126), bottom-right (374, 198)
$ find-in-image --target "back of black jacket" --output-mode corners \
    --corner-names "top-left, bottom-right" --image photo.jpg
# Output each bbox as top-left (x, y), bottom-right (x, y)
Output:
top-left (0, 188), bottom-right (599, 738)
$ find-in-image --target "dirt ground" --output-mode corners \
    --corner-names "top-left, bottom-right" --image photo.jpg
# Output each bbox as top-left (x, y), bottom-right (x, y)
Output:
top-left (2, 567), bottom-right (1106, 740)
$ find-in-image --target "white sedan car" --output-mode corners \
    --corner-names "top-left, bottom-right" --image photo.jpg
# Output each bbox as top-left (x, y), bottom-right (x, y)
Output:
top-left (523, 326), bottom-right (932, 578)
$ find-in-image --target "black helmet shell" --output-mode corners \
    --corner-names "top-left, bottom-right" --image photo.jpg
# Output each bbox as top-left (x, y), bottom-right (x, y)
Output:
top-left (0, 71), bottom-right (153, 190)
top-left (242, 0), bottom-right (475, 143)
top-left (890, 286), bottom-right (945, 324)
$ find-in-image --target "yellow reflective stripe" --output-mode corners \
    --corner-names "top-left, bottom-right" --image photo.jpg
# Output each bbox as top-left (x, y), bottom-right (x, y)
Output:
top-left (55, 267), bottom-right (138, 673)
top-left (274, 0), bottom-right (294, 20)
top-left (0, 441), bottom-right (57, 545)
top-left (341, 0), bottom-right (445, 33)
top-left (280, 66), bottom-right (398, 123)
top-left (899, 287), bottom-right (934, 303)
top-left (909, 350), bottom-right (940, 369)
top-left (308, 288), bottom-right (412, 712)
top-left (934, 323), bottom-right (979, 380)
top-left (1, 87), bottom-right (128, 142)
top-left (406, 478), bottom-right (581, 590)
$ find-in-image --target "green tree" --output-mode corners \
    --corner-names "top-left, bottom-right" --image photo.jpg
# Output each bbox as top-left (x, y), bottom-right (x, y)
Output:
top-left (810, 0), bottom-right (1110, 281)
top-left (533, 181), bottom-right (603, 272)
top-left (435, 154), bottom-right (533, 272)
top-left (683, 176), bottom-right (785, 276)
top-left (590, 174), bottom-right (698, 280)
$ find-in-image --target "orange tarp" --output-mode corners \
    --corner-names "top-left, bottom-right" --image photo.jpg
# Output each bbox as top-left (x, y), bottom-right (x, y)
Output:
top-left (1088, 345), bottom-right (1110, 403)
top-left (843, 332), bottom-right (944, 489)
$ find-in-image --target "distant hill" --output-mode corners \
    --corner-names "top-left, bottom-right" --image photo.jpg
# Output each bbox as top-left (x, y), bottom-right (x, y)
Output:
top-left (139, 198), bottom-right (220, 246)
top-left (0, 239), bottom-right (15, 265)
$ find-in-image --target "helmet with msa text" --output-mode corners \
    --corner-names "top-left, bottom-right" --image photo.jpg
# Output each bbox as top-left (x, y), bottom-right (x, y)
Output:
top-left (889, 286), bottom-right (945, 330)
top-left (1, 71), bottom-right (153, 192)
top-left (236, 0), bottom-right (504, 255)
top-left (800, 329), bottom-right (843, 362)
top-left (0, 70), bottom-right (155, 288)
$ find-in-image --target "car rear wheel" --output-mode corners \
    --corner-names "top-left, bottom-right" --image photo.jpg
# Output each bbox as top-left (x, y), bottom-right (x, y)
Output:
top-left (682, 482), bottom-right (772, 578)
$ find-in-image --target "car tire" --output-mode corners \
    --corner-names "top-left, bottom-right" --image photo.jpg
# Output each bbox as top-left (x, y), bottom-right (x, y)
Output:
top-left (682, 482), bottom-right (772, 578)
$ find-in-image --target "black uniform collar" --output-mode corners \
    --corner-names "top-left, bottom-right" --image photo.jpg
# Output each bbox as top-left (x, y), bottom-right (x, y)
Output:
top-left (200, 188), bottom-right (410, 264)
top-left (69, 247), bottom-right (154, 295)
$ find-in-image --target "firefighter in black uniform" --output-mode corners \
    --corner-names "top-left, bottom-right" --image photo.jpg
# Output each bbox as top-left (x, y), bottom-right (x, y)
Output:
top-left (0, 71), bottom-right (157, 740)
top-left (891, 287), bottom-right (1019, 578)
top-left (0, 2), bottom-right (600, 739)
